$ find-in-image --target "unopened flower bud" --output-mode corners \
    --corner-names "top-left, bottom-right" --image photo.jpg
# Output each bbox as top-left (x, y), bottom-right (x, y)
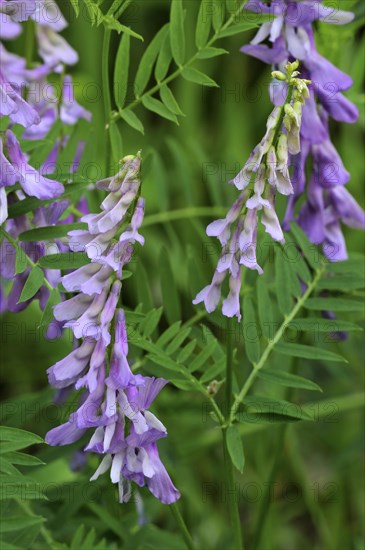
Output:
top-left (277, 134), bottom-right (288, 165)
top-left (284, 103), bottom-right (300, 127)
top-left (271, 70), bottom-right (286, 81)
top-left (207, 380), bottom-right (222, 396)
top-left (286, 59), bottom-right (300, 73)
top-left (284, 116), bottom-right (291, 132)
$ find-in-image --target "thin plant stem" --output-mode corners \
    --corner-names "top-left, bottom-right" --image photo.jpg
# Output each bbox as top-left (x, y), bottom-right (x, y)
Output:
top-left (223, 320), bottom-right (244, 550)
top-left (25, 20), bottom-right (35, 69)
top-left (102, 28), bottom-right (112, 176)
top-left (143, 207), bottom-right (227, 227)
top-left (228, 263), bottom-right (326, 425)
top-left (170, 502), bottom-right (197, 550)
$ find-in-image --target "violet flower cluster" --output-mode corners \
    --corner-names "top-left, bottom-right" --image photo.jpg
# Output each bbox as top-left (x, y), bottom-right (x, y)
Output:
top-left (0, 0), bottom-right (91, 223)
top-left (46, 154), bottom-right (181, 505)
top-left (241, 0), bottom-right (364, 260)
top-left (1, 0), bottom-right (92, 317)
top-left (194, 62), bottom-right (310, 320)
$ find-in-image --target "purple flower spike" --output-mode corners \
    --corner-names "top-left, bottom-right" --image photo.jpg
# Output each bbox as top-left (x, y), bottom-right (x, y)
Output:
top-left (241, 0), bottom-right (362, 259)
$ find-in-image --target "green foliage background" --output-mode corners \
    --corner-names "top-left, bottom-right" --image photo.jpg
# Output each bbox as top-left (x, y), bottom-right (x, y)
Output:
top-left (0, 1), bottom-right (364, 549)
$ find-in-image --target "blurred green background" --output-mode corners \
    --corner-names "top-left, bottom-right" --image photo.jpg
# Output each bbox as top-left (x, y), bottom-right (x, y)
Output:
top-left (1, 1), bottom-right (364, 548)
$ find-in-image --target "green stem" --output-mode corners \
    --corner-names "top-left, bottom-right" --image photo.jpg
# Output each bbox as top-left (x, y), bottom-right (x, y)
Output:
top-left (225, 320), bottom-right (234, 412)
top-left (102, 28), bottom-right (112, 175)
top-left (228, 263), bottom-right (326, 425)
top-left (170, 503), bottom-right (197, 550)
top-left (0, 227), bottom-right (53, 292)
top-left (25, 20), bottom-right (35, 69)
top-left (223, 320), bottom-right (244, 550)
top-left (112, 1), bottom-right (248, 122)
top-left (143, 207), bottom-right (227, 228)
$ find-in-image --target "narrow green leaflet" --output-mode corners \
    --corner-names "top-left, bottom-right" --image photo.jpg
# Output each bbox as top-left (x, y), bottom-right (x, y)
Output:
top-left (155, 32), bottom-right (173, 81)
top-left (304, 297), bottom-right (364, 312)
top-left (70, 0), bottom-right (79, 16)
top-left (317, 275), bottom-right (365, 291)
top-left (274, 342), bottom-right (347, 363)
top-left (140, 308), bottom-right (163, 338)
top-left (286, 260), bottom-right (302, 297)
top-left (195, 0), bottom-right (212, 49)
top-left (135, 263), bottom-right (154, 311)
top-left (257, 369), bottom-right (322, 392)
top-left (257, 277), bottom-right (274, 339)
top-left (114, 32), bottom-right (130, 109)
top-left (243, 296), bottom-right (260, 365)
top-left (18, 223), bottom-right (86, 242)
top-left (181, 67), bottom-right (218, 87)
top-left (242, 396), bottom-right (314, 422)
top-left (217, 21), bottom-right (261, 38)
top-left (212, 0), bottom-right (225, 31)
top-left (142, 96), bottom-right (179, 124)
top-left (18, 267), bottom-right (44, 303)
top-left (325, 258), bottom-right (365, 275)
top-left (226, 425), bottom-right (245, 473)
top-left (288, 318), bottom-right (362, 332)
top-left (200, 356), bottom-right (225, 383)
top-left (103, 18), bottom-right (143, 41)
top-left (119, 109), bottom-right (145, 134)
top-left (178, 340), bottom-right (197, 363)
top-left (291, 251), bottom-right (312, 284)
top-left (156, 321), bottom-right (182, 347)
top-left (290, 222), bottom-right (323, 270)
top-left (37, 252), bottom-right (90, 270)
top-left (39, 288), bottom-right (62, 332)
top-left (15, 248), bottom-right (27, 275)
top-left (134, 24), bottom-right (169, 97)
top-left (159, 247), bottom-right (182, 323)
top-left (5, 452), bottom-right (45, 467)
top-left (0, 427), bottom-right (43, 446)
top-left (160, 85), bottom-right (185, 116)
top-left (188, 340), bottom-right (217, 373)
top-left (165, 327), bottom-right (191, 355)
top-left (196, 47), bottom-right (228, 59)
top-left (170, 0), bottom-right (185, 66)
